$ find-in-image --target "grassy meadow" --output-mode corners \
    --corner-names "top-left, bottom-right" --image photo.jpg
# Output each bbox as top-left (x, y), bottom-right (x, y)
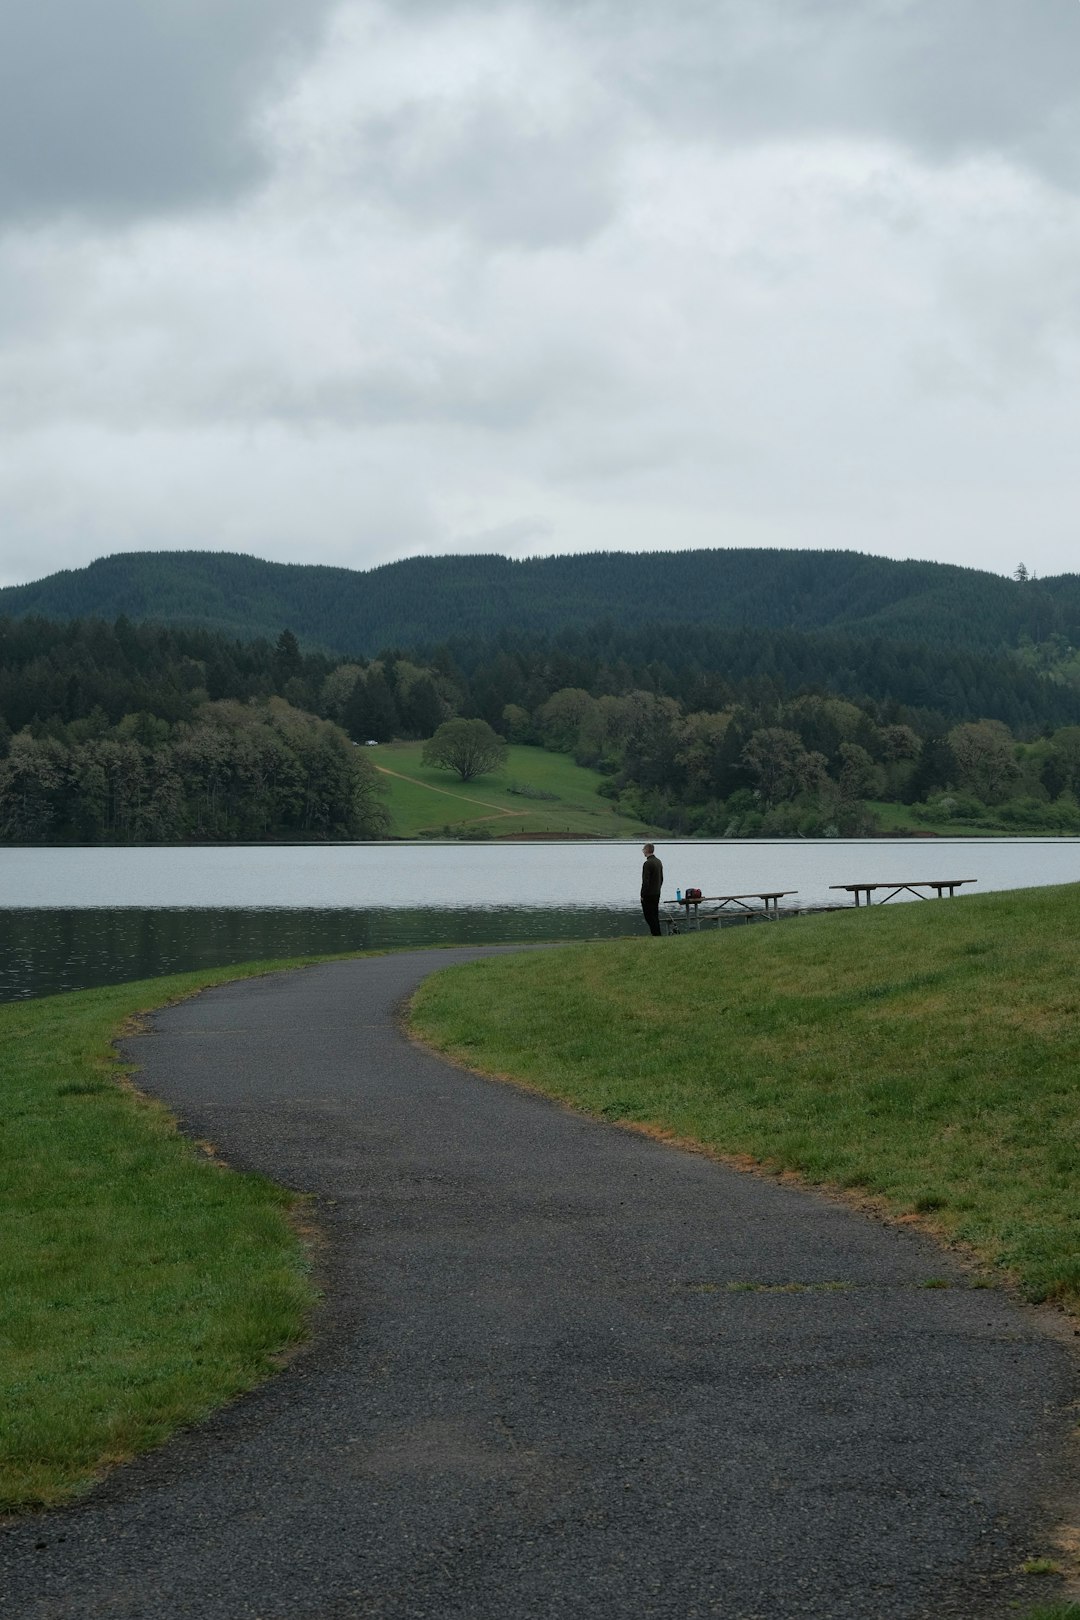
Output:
top-left (411, 882), bottom-right (1080, 1312)
top-left (0, 960), bottom-right (323, 1512)
top-left (373, 741), bottom-right (661, 838)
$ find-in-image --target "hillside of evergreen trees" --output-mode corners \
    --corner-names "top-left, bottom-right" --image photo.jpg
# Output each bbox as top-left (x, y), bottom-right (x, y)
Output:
top-left (3, 547), bottom-right (1079, 658)
top-left (4, 611), bottom-right (1080, 842)
top-left (0, 621), bottom-right (389, 844)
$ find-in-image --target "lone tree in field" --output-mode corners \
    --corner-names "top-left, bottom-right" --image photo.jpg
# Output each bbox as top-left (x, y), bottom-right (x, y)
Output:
top-left (422, 719), bottom-right (508, 783)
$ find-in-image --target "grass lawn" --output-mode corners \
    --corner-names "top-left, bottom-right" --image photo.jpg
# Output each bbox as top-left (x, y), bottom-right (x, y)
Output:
top-left (373, 741), bottom-right (663, 839)
top-left (411, 882), bottom-right (1080, 1313)
top-left (0, 959), bottom-right (325, 1512)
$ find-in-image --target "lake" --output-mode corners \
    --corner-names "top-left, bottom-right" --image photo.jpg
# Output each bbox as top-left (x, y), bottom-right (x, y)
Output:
top-left (2, 838), bottom-right (1077, 1001)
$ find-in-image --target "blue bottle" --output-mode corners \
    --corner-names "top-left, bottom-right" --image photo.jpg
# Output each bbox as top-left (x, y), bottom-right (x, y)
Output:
top-left (676, 888), bottom-right (682, 901)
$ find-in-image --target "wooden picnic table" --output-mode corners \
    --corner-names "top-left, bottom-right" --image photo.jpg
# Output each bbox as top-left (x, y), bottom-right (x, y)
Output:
top-left (667, 891), bottom-right (797, 930)
top-left (829, 879), bottom-right (977, 907)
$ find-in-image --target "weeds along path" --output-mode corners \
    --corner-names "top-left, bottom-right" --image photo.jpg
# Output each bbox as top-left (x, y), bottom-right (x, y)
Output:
top-left (3, 950), bottom-right (1077, 1620)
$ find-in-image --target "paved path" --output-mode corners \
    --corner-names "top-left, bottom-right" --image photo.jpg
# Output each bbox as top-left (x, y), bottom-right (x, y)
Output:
top-left (4, 951), bottom-right (1077, 1619)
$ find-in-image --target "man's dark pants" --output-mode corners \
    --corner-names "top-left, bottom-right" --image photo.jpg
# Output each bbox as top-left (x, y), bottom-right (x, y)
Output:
top-left (641, 897), bottom-right (662, 936)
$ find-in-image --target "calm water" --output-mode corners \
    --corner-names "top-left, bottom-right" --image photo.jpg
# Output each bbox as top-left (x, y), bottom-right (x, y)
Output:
top-left (1, 839), bottom-right (1077, 1001)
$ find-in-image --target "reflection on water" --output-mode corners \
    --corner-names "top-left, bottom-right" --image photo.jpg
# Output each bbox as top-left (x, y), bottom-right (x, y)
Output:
top-left (0, 906), bottom-right (642, 1002)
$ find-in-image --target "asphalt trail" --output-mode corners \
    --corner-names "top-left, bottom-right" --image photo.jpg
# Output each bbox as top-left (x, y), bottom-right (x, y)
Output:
top-left (3, 949), bottom-right (1077, 1619)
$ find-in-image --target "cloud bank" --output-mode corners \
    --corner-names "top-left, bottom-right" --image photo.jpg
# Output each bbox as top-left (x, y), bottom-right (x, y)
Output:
top-left (1, 0), bottom-right (1078, 587)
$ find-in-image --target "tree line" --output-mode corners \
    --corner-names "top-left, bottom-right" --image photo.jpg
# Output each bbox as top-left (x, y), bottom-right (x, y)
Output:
top-left (0, 621), bottom-right (389, 843)
top-left (3, 613), bottom-right (1080, 841)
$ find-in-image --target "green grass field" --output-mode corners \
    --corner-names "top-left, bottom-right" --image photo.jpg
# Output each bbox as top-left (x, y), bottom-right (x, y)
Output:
top-left (0, 960), bottom-right (323, 1512)
top-left (373, 742), bottom-right (663, 838)
top-left (411, 882), bottom-right (1080, 1313)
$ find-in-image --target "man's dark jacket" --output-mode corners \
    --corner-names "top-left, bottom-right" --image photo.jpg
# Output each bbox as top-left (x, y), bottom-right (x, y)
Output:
top-left (641, 854), bottom-right (663, 899)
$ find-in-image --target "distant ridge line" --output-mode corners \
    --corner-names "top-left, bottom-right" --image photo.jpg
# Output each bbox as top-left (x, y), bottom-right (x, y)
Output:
top-left (1, 546), bottom-right (1077, 657)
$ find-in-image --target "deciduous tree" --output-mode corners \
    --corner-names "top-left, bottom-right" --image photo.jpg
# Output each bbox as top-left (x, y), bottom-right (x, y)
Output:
top-left (422, 719), bottom-right (508, 782)
top-left (947, 720), bottom-right (1018, 804)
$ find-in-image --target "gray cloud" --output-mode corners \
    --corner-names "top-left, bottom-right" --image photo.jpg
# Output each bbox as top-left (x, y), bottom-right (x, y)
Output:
top-left (346, 103), bottom-right (621, 247)
top-left (562, 0), bottom-right (1080, 187)
top-left (6, 0), bottom-right (1077, 230)
top-left (2, 0), bottom-right (1080, 588)
top-left (365, 0), bottom-right (1080, 186)
top-left (0, 0), bottom-right (335, 221)
top-left (264, 2), bottom-right (632, 250)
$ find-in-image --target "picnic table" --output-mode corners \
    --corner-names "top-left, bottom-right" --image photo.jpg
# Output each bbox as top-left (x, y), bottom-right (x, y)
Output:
top-left (829, 879), bottom-right (977, 907)
top-left (666, 891), bottom-right (797, 931)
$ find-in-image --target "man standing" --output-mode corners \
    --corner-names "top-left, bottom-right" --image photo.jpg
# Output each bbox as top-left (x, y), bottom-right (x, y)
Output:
top-left (640, 843), bottom-right (664, 936)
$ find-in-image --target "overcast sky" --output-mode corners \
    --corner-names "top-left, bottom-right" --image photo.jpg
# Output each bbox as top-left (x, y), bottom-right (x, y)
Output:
top-left (1, 0), bottom-right (1078, 589)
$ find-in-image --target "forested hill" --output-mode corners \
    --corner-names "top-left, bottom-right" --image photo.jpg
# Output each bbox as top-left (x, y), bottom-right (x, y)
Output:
top-left (3, 548), bottom-right (1079, 657)
top-left (5, 612), bottom-right (1080, 846)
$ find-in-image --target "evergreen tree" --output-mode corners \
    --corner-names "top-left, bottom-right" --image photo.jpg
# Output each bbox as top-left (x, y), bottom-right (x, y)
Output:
top-left (342, 669), bottom-right (399, 743)
top-left (274, 628), bottom-right (303, 684)
top-left (398, 675), bottom-right (444, 739)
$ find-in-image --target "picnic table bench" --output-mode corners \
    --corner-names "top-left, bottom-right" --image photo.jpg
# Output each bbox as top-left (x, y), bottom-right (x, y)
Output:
top-left (666, 891), bottom-right (797, 931)
top-left (829, 879), bottom-right (977, 907)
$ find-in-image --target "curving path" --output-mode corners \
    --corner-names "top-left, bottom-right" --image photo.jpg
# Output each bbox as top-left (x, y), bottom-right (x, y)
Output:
top-left (3, 950), bottom-right (1077, 1620)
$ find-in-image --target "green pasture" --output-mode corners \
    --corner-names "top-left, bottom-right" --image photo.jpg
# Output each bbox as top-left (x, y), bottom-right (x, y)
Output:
top-left (373, 741), bottom-right (662, 838)
top-left (0, 960), bottom-right (323, 1511)
top-left (411, 882), bottom-right (1080, 1313)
